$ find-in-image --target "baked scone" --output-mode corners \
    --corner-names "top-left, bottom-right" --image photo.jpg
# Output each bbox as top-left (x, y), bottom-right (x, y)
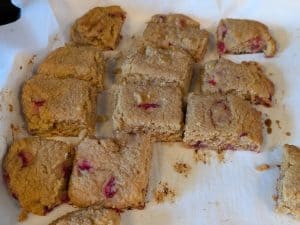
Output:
top-left (70, 6), bottom-right (126, 50)
top-left (49, 205), bottom-right (120, 225)
top-left (38, 46), bottom-right (105, 91)
top-left (201, 58), bottom-right (274, 106)
top-left (143, 13), bottom-right (209, 61)
top-left (217, 18), bottom-right (276, 57)
top-left (112, 84), bottom-right (183, 142)
top-left (276, 144), bottom-right (300, 220)
top-left (2, 137), bottom-right (73, 215)
top-left (68, 134), bottom-right (152, 209)
top-left (183, 93), bottom-right (262, 151)
top-left (116, 42), bottom-right (194, 94)
top-left (22, 76), bottom-right (97, 136)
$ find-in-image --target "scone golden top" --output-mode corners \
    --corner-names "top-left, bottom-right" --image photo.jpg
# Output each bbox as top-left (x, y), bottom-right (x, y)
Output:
top-left (70, 6), bottom-right (126, 50)
top-left (38, 46), bottom-right (105, 91)
top-left (2, 137), bottom-right (73, 216)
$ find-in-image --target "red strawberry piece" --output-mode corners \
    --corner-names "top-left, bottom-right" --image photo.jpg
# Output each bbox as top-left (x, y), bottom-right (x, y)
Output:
top-left (32, 99), bottom-right (45, 114)
top-left (192, 141), bottom-right (207, 149)
top-left (217, 41), bottom-right (226, 54)
top-left (218, 24), bottom-right (227, 39)
top-left (208, 79), bottom-right (217, 86)
top-left (78, 159), bottom-right (92, 172)
top-left (239, 132), bottom-right (248, 137)
top-left (137, 103), bottom-right (160, 110)
top-left (103, 176), bottom-right (117, 198)
top-left (250, 37), bottom-right (263, 52)
top-left (18, 151), bottom-right (33, 168)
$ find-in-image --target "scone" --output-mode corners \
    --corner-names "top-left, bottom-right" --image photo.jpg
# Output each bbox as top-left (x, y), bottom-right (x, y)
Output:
top-left (116, 42), bottom-right (194, 94)
top-left (217, 18), bottom-right (276, 57)
top-left (143, 13), bottom-right (209, 61)
top-left (70, 6), bottom-right (126, 50)
top-left (201, 58), bottom-right (274, 106)
top-left (38, 46), bottom-right (105, 91)
top-left (68, 134), bottom-right (152, 209)
top-left (276, 144), bottom-right (300, 220)
top-left (112, 84), bottom-right (183, 142)
top-left (21, 76), bottom-right (97, 136)
top-left (2, 137), bottom-right (73, 215)
top-left (183, 93), bottom-right (262, 151)
top-left (49, 205), bottom-right (120, 225)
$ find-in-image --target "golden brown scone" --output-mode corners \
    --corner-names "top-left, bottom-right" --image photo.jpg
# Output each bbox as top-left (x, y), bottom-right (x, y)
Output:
top-left (2, 137), bottom-right (73, 216)
top-left (276, 144), bottom-right (300, 220)
top-left (201, 58), bottom-right (274, 106)
top-left (49, 205), bottom-right (120, 225)
top-left (70, 6), bottom-right (126, 50)
top-left (183, 93), bottom-right (263, 151)
top-left (217, 18), bottom-right (276, 57)
top-left (38, 46), bottom-right (105, 91)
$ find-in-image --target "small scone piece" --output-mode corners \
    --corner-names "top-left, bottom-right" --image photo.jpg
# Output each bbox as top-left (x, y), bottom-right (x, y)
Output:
top-left (2, 137), bottom-right (73, 215)
top-left (217, 18), bottom-right (276, 57)
top-left (70, 6), bottom-right (126, 50)
top-left (38, 46), bottom-right (105, 91)
top-left (276, 144), bottom-right (300, 219)
top-left (22, 76), bottom-right (97, 136)
top-left (112, 84), bottom-right (183, 142)
top-left (116, 43), bottom-right (194, 94)
top-left (49, 205), bottom-right (120, 225)
top-left (201, 58), bottom-right (274, 106)
top-left (183, 93), bottom-right (262, 151)
top-left (143, 14), bottom-right (209, 61)
top-left (68, 134), bottom-right (152, 209)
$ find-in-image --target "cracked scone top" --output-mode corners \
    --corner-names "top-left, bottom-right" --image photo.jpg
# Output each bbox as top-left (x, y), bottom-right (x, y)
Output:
top-left (2, 137), bottom-right (73, 216)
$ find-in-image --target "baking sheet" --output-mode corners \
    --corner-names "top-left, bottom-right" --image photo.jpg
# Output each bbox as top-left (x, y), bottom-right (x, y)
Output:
top-left (0, 0), bottom-right (300, 224)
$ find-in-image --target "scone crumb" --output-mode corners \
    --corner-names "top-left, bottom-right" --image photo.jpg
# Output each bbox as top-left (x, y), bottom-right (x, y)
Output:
top-left (28, 54), bottom-right (37, 65)
top-left (18, 210), bottom-right (28, 222)
top-left (275, 120), bottom-right (281, 129)
top-left (255, 164), bottom-right (270, 171)
top-left (194, 150), bottom-right (211, 164)
top-left (19, 66), bottom-right (23, 70)
top-left (153, 182), bottom-right (176, 204)
top-left (173, 162), bottom-right (191, 177)
top-left (97, 115), bottom-right (109, 123)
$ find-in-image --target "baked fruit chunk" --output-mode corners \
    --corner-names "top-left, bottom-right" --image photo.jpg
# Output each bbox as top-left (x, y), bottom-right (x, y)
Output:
top-left (112, 84), bottom-right (183, 142)
top-left (183, 93), bottom-right (262, 151)
top-left (22, 76), bottom-right (97, 136)
top-left (201, 58), bottom-right (274, 106)
top-left (38, 46), bottom-right (105, 91)
top-left (276, 144), bottom-right (300, 219)
top-left (2, 137), bottom-right (73, 216)
top-left (143, 13), bottom-right (209, 61)
top-left (68, 134), bottom-right (152, 209)
top-left (70, 6), bottom-right (126, 50)
top-left (49, 205), bottom-right (120, 225)
top-left (217, 18), bottom-right (276, 57)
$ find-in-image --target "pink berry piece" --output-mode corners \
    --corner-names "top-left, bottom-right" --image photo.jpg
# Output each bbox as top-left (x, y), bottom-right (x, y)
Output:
top-left (217, 41), bottom-right (226, 54)
top-left (17, 151), bottom-right (33, 168)
top-left (137, 103), bottom-right (160, 110)
top-left (223, 143), bottom-right (236, 150)
top-left (249, 37), bottom-right (264, 52)
top-left (77, 159), bottom-right (92, 172)
top-left (192, 141), bottom-right (207, 149)
top-left (217, 24), bottom-right (227, 39)
top-left (208, 79), bottom-right (217, 86)
top-left (32, 99), bottom-right (45, 114)
top-left (103, 176), bottom-right (117, 198)
top-left (239, 132), bottom-right (248, 137)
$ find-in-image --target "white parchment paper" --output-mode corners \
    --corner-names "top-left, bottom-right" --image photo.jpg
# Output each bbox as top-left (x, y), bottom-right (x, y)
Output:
top-left (0, 0), bottom-right (300, 225)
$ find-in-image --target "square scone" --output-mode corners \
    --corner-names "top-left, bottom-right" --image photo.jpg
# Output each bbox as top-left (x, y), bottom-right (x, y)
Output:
top-left (183, 93), bottom-right (262, 151)
top-left (70, 6), bottom-right (126, 50)
top-left (22, 76), bottom-right (97, 136)
top-left (143, 14), bottom-right (209, 61)
top-left (38, 46), bottom-right (105, 91)
top-left (116, 43), bottom-right (194, 94)
top-left (68, 134), bottom-right (152, 209)
top-left (201, 58), bottom-right (274, 106)
top-left (276, 144), bottom-right (300, 219)
top-left (112, 84), bottom-right (183, 142)
top-left (217, 18), bottom-right (276, 57)
top-left (2, 137), bottom-right (73, 216)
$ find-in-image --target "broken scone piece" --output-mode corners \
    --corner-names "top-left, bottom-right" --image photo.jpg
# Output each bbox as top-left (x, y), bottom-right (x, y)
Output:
top-left (217, 18), bottom-right (276, 57)
top-left (49, 205), bottom-right (120, 225)
top-left (276, 144), bottom-right (300, 220)
top-left (183, 93), bottom-right (262, 151)
top-left (38, 46), bottom-right (105, 91)
top-left (2, 137), bottom-right (73, 216)
top-left (68, 134), bottom-right (152, 209)
top-left (70, 6), bottom-right (126, 50)
top-left (143, 13), bottom-right (209, 61)
top-left (201, 58), bottom-right (274, 106)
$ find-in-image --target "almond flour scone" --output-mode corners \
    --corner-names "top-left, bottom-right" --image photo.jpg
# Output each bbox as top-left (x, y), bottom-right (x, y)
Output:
top-left (22, 76), bottom-right (97, 136)
top-left (183, 93), bottom-right (262, 151)
top-left (68, 134), bottom-right (152, 209)
top-left (276, 144), bottom-right (300, 219)
top-left (49, 205), bottom-right (120, 225)
top-left (70, 6), bottom-right (126, 50)
top-left (217, 18), bottom-right (276, 57)
top-left (2, 137), bottom-right (73, 216)
top-left (38, 46), bottom-right (105, 91)
top-left (116, 43), bottom-right (194, 94)
top-left (201, 58), bottom-right (274, 106)
top-left (143, 13), bottom-right (209, 61)
top-left (112, 84), bottom-right (183, 142)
